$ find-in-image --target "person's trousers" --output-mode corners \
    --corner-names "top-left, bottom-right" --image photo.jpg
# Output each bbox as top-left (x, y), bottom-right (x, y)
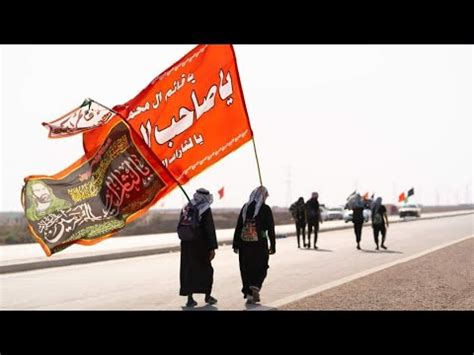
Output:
top-left (353, 222), bottom-right (363, 244)
top-left (373, 226), bottom-right (386, 246)
top-left (295, 221), bottom-right (306, 247)
top-left (308, 222), bottom-right (319, 247)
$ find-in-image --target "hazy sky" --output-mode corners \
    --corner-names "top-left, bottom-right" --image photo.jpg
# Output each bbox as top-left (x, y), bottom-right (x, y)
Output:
top-left (1, 45), bottom-right (472, 211)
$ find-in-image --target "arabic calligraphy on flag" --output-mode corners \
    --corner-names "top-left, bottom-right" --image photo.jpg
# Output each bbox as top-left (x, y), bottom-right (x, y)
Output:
top-left (82, 45), bottom-right (253, 185)
top-left (22, 119), bottom-right (175, 256)
top-left (29, 45), bottom-right (254, 255)
top-left (43, 99), bottom-right (115, 138)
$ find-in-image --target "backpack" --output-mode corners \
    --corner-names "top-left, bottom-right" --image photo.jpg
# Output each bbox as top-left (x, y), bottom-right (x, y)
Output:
top-left (177, 204), bottom-right (200, 242)
top-left (241, 218), bottom-right (259, 242)
top-left (373, 208), bottom-right (383, 226)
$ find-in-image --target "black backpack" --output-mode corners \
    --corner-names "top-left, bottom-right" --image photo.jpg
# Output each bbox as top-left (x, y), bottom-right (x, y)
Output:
top-left (177, 204), bottom-right (200, 242)
top-left (373, 206), bottom-right (383, 226)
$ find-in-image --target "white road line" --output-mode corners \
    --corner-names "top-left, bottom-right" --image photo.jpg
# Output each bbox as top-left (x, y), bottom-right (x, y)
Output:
top-left (267, 234), bottom-right (474, 309)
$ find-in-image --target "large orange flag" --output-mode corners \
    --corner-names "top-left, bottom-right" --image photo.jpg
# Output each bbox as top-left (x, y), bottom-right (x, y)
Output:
top-left (83, 45), bottom-right (253, 185)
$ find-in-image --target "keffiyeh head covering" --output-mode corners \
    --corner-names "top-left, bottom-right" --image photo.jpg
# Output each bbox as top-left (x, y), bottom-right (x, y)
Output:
top-left (188, 188), bottom-right (214, 217)
top-left (242, 186), bottom-right (269, 222)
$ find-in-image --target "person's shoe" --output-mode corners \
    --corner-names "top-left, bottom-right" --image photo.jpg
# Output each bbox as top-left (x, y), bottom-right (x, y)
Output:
top-left (205, 295), bottom-right (218, 305)
top-left (186, 299), bottom-right (197, 307)
top-left (376, 246), bottom-right (379, 250)
top-left (381, 245), bottom-right (387, 250)
top-left (246, 295), bottom-right (255, 304)
top-left (357, 244), bottom-right (361, 250)
top-left (314, 245), bottom-right (318, 249)
top-left (298, 245), bottom-right (301, 248)
top-left (249, 286), bottom-right (261, 303)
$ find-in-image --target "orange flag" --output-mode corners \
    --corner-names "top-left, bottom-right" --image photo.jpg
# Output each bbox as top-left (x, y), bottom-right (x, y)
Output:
top-left (398, 192), bottom-right (406, 203)
top-left (83, 45), bottom-right (253, 187)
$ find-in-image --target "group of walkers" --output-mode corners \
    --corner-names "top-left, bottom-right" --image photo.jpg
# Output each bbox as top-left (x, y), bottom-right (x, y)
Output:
top-left (177, 187), bottom-right (388, 308)
top-left (178, 186), bottom-right (275, 308)
top-left (288, 192), bottom-right (324, 249)
top-left (289, 192), bottom-right (389, 251)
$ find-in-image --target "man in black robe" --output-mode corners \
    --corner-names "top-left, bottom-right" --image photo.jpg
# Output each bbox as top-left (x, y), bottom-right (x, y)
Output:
top-left (233, 186), bottom-right (276, 305)
top-left (179, 188), bottom-right (218, 307)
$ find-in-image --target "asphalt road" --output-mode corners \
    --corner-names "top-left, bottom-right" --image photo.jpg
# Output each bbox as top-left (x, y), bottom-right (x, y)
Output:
top-left (280, 237), bottom-right (473, 310)
top-left (1, 214), bottom-right (472, 310)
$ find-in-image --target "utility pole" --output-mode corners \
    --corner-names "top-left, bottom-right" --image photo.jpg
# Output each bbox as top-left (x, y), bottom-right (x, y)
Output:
top-left (392, 182), bottom-right (397, 204)
top-left (285, 167), bottom-right (292, 207)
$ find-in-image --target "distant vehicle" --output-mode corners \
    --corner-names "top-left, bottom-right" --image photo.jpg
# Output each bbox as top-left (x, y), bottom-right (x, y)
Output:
top-left (399, 204), bottom-right (421, 218)
top-left (343, 209), bottom-right (371, 223)
top-left (326, 207), bottom-right (344, 221)
top-left (320, 207), bottom-right (329, 221)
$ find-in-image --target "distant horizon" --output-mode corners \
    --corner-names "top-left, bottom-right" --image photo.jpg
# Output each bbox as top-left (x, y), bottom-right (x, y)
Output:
top-left (1, 45), bottom-right (472, 211)
top-left (2, 202), bottom-right (474, 214)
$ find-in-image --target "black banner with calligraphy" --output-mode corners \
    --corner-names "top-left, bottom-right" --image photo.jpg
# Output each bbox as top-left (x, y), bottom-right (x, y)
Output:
top-left (23, 121), bottom-right (167, 256)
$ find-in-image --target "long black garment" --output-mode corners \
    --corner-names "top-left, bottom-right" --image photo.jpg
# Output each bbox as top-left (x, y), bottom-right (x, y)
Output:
top-left (233, 202), bottom-right (276, 297)
top-left (306, 198), bottom-right (320, 247)
top-left (179, 208), bottom-right (218, 296)
top-left (352, 207), bottom-right (364, 244)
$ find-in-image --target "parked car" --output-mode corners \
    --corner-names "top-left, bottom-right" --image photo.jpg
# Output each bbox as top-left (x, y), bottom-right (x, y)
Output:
top-left (343, 209), bottom-right (371, 223)
top-left (326, 207), bottom-right (344, 221)
top-left (399, 204), bottom-right (421, 218)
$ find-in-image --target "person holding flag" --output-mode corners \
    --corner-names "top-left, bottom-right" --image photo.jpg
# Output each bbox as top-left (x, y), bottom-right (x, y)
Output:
top-left (26, 44), bottom-right (256, 256)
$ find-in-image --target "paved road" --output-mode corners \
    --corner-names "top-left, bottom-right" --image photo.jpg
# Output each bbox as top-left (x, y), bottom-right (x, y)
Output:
top-left (2, 211), bottom-right (469, 268)
top-left (1, 214), bottom-right (472, 310)
top-left (281, 238), bottom-right (474, 310)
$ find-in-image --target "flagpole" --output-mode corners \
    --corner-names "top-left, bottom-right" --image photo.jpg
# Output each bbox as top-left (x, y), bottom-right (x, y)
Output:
top-left (89, 98), bottom-right (192, 203)
top-left (251, 136), bottom-right (263, 186)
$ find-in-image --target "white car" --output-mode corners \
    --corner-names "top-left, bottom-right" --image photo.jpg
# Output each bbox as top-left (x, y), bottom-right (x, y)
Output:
top-left (399, 204), bottom-right (421, 218)
top-left (326, 207), bottom-right (344, 221)
top-left (343, 209), bottom-right (371, 223)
